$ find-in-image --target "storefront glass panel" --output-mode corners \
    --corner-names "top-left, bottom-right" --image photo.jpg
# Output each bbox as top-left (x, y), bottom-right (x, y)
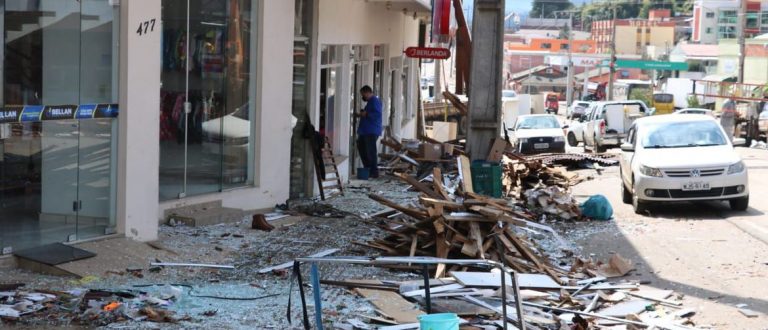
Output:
top-left (159, 0), bottom-right (254, 200)
top-left (0, 0), bottom-right (119, 252)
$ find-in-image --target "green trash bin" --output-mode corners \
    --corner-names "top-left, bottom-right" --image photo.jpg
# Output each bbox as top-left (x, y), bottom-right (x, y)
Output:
top-left (470, 161), bottom-right (502, 198)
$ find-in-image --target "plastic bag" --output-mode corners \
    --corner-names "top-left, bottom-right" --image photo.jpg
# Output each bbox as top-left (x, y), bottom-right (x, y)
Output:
top-left (580, 195), bottom-right (613, 221)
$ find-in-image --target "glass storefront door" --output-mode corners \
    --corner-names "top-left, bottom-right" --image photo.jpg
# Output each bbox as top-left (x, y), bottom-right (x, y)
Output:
top-left (0, 0), bottom-right (119, 252)
top-left (159, 0), bottom-right (255, 201)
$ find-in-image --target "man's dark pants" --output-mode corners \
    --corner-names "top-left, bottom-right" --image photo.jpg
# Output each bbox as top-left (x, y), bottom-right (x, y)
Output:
top-left (357, 134), bottom-right (379, 178)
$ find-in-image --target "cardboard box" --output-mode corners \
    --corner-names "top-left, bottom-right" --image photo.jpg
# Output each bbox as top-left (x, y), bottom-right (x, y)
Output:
top-left (442, 143), bottom-right (455, 157)
top-left (431, 121), bottom-right (458, 142)
top-left (419, 143), bottom-right (443, 161)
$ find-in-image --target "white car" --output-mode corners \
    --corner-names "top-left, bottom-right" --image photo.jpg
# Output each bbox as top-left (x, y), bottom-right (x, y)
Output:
top-left (675, 108), bottom-right (715, 117)
top-left (509, 115), bottom-right (566, 154)
top-left (566, 101), bottom-right (591, 120)
top-left (619, 115), bottom-right (749, 214)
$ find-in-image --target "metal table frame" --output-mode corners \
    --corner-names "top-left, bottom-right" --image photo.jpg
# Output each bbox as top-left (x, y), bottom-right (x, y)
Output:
top-left (291, 256), bottom-right (526, 330)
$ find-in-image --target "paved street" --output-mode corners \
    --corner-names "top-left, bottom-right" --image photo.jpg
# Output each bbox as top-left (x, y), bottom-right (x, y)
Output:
top-left (570, 146), bottom-right (768, 328)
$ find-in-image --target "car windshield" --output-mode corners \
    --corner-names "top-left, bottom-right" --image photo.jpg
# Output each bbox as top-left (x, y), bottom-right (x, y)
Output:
top-left (653, 94), bottom-right (673, 103)
top-left (516, 116), bottom-right (560, 130)
top-left (641, 121), bottom-right (727, 148)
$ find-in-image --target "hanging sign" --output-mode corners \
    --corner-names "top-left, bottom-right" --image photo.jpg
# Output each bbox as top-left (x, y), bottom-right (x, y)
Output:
top-left (405, 47), bottom-right (451, 59)
top-left (0, 104), bottom-right (119, 123)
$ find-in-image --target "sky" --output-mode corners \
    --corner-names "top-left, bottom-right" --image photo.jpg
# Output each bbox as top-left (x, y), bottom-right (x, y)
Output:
top-left (462, 0), bottom-right (591, 22)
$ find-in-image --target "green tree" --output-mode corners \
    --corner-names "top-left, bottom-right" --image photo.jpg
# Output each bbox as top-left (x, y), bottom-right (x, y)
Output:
top-left (639, 0), bottom-right (652, 18)
top-left (530, 0), bottom-right (573, 19)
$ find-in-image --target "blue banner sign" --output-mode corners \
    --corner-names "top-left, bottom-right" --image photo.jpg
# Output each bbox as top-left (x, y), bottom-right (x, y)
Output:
top-left (0, 106), bottom-right (23, 123)
top-left (1, 104), bottom-right (119, 123)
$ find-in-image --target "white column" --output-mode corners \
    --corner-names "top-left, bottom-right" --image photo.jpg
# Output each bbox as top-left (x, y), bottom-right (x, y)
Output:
top-left (254, 0), bottom-right (294, 199)
top-left (116, 0), bottom-right (161, 241)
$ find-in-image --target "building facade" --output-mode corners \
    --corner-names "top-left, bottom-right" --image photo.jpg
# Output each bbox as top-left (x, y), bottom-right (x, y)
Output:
top-left (592, 19), bottom-right (675, 55)
top-left (692, 0), bottom-right (768, 44)
top-left (0, 0), bottom-right (428, 254)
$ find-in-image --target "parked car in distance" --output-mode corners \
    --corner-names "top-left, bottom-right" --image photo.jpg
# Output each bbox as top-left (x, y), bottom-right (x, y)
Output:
top-left (567, 101), bottom-right (591, 120)
top-left (545, 93), bottom-right (560, 114)
top-left (759, 110), bottom-right (768, 135)
top-left (509, 114), bottom-right (566, 154)
top-left (583, 100), bottom-right (649, 153)
top-left (651, 93), bottom-right (675, 115)
top-left (675, 108), bottom-right (715, 117)
top-left (619, 115), bottom-right (749, 214)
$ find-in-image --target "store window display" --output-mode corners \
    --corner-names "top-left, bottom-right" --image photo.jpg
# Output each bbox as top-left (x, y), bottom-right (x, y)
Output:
top-left (159, 0), bottom-right (255, 200)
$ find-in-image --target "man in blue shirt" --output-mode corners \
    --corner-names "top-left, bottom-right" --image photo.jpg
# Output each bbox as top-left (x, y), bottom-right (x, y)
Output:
top-left (356, 85), bottom-right (383, 178)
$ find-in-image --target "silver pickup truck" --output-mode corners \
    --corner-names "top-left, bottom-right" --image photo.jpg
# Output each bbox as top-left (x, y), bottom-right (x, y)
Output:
top-left (582, 100), bottom-right (649, 152)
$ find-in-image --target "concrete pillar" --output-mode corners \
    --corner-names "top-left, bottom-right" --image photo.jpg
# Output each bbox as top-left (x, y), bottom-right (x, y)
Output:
top-left (116, 0), bottom-right (161, 241)
top-left (467, 0), bottom-right (504, 161)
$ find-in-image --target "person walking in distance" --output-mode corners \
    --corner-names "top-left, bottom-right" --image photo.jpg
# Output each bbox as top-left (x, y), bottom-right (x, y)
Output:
top-left (356, 85), bottom-right (382, 179)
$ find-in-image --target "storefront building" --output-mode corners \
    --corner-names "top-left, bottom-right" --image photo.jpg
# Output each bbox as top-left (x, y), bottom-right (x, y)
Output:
top-left (0, 0), bottom-right (428, 254)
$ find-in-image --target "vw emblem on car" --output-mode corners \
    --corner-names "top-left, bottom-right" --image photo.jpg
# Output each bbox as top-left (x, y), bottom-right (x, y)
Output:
top-left (690, 169), bottom-right (701, 177)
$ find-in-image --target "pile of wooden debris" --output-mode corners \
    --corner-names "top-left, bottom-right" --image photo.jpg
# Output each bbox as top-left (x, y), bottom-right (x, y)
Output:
top-left (336, 159), bottom-right (701, 329)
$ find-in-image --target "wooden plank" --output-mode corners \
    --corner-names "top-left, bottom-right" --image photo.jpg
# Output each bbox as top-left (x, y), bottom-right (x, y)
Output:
top-left (408, 235), bottom-right (418, 258)
top-left (435, 231), bottom-right (449, 278)
top-left (354, 288), bottom-right (425, 324)
top-left (419, 197), bottom-right (464, 210)
top-left (320, 280), bottom-right (399, 292)
top-left (432, 167), bottom-right (452, 200)
top-left (353, 241), bottom-right (400, 254)
top-left (504, 229), bottom-right (564, 285)
top-left (443, 212), bottom-right (494, 222)
top-left (458, 155), bottom-right (474, 194)
top-left (395, 173), bottom-right (443, 199)
top-left (468, 222), bottom-right (485, 259)
top-left (469, 205), bottom-right (505, 220)
top-left (487, 138), bottom-right (508, 162)
top-left (368, 194), bottom-right (429, 220)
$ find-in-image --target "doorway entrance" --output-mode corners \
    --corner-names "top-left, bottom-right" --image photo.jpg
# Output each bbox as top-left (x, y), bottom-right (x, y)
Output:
top-left (0, 0), bottom-right (119, 252)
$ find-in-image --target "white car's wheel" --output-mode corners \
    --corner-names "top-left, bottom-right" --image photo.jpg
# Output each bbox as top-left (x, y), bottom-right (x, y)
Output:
top-left (632, 181), bottom-right (649, 214)
top-left (621, 175), bottom-right (632, 205)
top-left (729, 196), bottom-right (749, 211)
top-left (567, 132), bottom-right (578, 147)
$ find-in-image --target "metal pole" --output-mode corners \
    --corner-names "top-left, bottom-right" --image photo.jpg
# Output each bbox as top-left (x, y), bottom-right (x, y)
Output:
top-left (422, 265), bottom-right (432, 313)
top-left (738, 0), bottom-right (747, 83)
top-left (181, 0), bottom-right (191, 198)
top-left (608, 5), bottom-right (617, 101)
top-left (566, 12), bottom-right (574, 108)
top-left (510, 272), bottom-right (526, 330)
top-left (500, 267), bottom-right (509, 330)
top-left (467, 0), bottom-right (505, 160)
top-left (310, 263), bottom-right (324, 330)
